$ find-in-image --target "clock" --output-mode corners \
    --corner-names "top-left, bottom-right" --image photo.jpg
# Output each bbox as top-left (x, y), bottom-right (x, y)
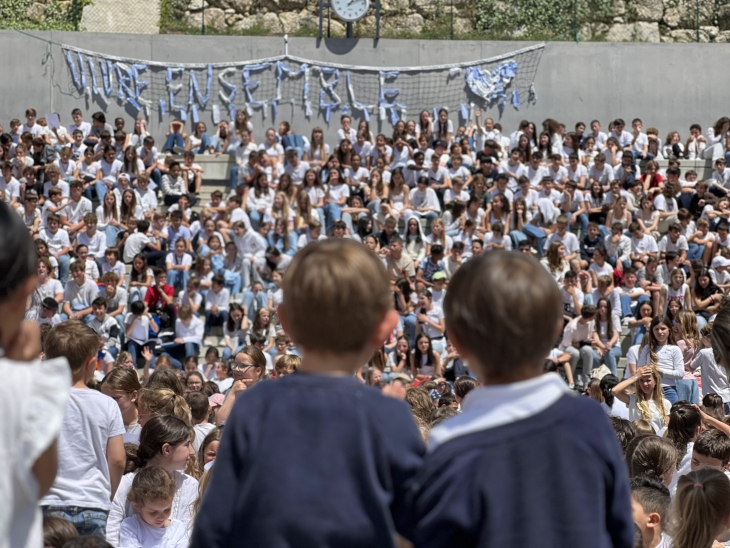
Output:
top-left (331, 0), bottom-right (369, 22)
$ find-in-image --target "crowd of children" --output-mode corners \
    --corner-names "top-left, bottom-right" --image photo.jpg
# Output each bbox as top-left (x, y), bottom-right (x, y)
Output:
top-left (8, 107), bottom-right (730, 547)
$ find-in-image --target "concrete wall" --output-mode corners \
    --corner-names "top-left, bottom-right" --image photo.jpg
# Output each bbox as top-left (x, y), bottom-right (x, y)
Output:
top-left (1, 30), bottom-right (728, 145)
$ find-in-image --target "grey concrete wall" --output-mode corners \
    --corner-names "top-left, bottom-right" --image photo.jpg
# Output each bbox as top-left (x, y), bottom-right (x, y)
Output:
top-left (1, 30), bottom-right (727, 145)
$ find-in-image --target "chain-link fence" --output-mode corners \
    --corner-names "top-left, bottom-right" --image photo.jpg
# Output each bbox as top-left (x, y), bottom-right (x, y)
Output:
top-left (0, 0), bottom-right (725, 42)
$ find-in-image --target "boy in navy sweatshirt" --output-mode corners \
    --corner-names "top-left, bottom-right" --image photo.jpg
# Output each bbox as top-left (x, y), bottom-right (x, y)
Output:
top-left (191, 239), bottom-right (425, 547)
top-left (410, 250), bottom-right (634, 548)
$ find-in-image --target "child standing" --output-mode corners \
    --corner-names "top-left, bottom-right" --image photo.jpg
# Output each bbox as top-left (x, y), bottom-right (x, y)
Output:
top-left (411, 251), bottom-right (633, 547)
top-left (192, 239), bottom-right (425, 546)
top-left (41, 321), bottom-right (126, 536)
top-left (119, 467), bottom-right (189, 548)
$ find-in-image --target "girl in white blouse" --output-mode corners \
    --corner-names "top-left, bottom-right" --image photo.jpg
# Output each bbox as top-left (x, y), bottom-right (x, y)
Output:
top-left (636, 314), bottom-right (685, 404)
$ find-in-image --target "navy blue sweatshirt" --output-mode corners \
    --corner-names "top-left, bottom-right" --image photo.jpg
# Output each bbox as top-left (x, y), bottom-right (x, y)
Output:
top-left (410, 389), bottom-right (634, 548)
top-left (190, 372), bottom-right (425, 548)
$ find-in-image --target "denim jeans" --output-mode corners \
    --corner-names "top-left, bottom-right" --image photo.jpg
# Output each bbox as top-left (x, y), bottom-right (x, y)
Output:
top-left (129, 286), bottom-right (148, 303)
top-left (197, 132), bottom-right (211, 154)
top-left (688, 243), bottom-right (705, 262)
top-left (167, 269), bottom-right (189, 292)
top-left (663, 385), bottom-right (679, 405)
top-left (162, 342), bottom-right (201, 369)
top-left (675, 378), bottom-right (700, 405)
top-left (249, 210), bottom-right (264, 231)
top-left (205, 310), bottom-right (228, 336)
top-left (400, 312), bottom-right (417, 347)
top-left (633, 325), bottom-right (647, 346)
top-left (324, 202), bottom-right (342, 233)
top-left (163, 133), bottom-right (185, 152)
top-left (127, 340), bottom-right (155, 368)
top-left (57, 253), bottom-right (71, 286)
top-left (243, 291), bottom-right (268, 321)
top-left (521, 224), bottom-right (547, 257)
top-left (43, 506), bottom-right (109, 537)
top-left (150, 167), bottom-right (162, 190)
top-left (593, 346), bottom-right (621, 376)
top-left (230, 165), bottom-right (240, 189)
top-left (620, 294), bottom-right (650, 318)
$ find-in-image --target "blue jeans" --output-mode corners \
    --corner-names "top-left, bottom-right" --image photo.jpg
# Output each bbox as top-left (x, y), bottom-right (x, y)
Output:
top-left (620, 294), bottom-right (650, 318)
top-left (324, 202), bottom-right (342, 233)
top-left (150, 167), bottom-right (162, 189)
top-left (127, 340), bottom-right (155, 368)
top-left (226, 273), bottom-right (242, 296)
top-left (129, 286), bottom-right (148, 303)
top-left (571, 213), bottom-right (589, 238)
top-left (400, 312), bottom-right (417, 347)
top-left (663, 385), bottom-right (679, 405)
top-left (633, 325), bottom-right (647, 346)
top-left (697, 314), bottom-right (709, 330)
top-left (197, 132), bottom-right (211, 154)
top-left (676, 378), bottom-right (700, 405)
top-left (230, 166), bottom-right (240, 189)
top-left (593, 346), bottom-right (621, 376)
top-left (167, 269), bottom-right (189, 292)
top-left (163, 133), bottom-right (184, 152)
top-left (521, 224), bottom-right (547, 257)
top-left (688, 243), bottom-right (705, 262)
top-left (205, 310), bottom-right (228, 336)
top-left (243, 290), bottom-right (268, 321)
top-left (57, 254), bottom-right (71, 286)
top-left (162, 342), bottom-right (201, 369)
top-left (42, 506), bottom-right (109, 537)
top-left (249, 210), bottom-right (264, 232)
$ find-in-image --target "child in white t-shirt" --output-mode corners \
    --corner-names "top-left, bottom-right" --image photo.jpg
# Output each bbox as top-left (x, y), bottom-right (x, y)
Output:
top-left (119, 467), bottom-right (189, 548)
top-left (41, 321), bottom-right (126, 536)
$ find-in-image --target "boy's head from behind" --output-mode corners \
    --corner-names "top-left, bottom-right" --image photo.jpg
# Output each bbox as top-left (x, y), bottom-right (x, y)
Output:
top-left (630, 477), bottom-right (670, 542)
top-left (692, 429), bottom-right (730, 472)
top-left (44, 320), bottom-right (99, 381)
top-left (185, 391), bottom-right (211, 423)
top-left (280, 239), bottom-right (396, 360)
top-left (444, 251), bottom-right (562, 383)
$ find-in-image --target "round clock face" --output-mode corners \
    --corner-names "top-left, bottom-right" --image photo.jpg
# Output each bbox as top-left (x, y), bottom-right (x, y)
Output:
top-left (331, 0), bottom-right (369, 22)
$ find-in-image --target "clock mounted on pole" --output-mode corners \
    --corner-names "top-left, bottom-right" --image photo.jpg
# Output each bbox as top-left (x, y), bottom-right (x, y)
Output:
top-left (319, 0), bottom-right (380, 39)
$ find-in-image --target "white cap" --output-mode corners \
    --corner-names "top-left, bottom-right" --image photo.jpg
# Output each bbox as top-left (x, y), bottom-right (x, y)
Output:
top-left (711, 256), bottom-right (730, 268)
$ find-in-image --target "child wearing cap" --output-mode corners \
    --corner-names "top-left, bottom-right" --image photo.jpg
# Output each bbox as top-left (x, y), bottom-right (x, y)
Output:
top-left (410, 251), bottom-right (633, 547)
top-left (192, 239), bottom-right (425, 547)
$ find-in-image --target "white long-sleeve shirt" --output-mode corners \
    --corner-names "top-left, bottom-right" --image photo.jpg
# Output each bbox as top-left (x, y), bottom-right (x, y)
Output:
top-left (205, 287), bottom-right (230, 312)
top-left (245, 188), bottom-right (275, 214)
top-left (161, 174), bottom-right (186, 197)
top-left (637, 345), bottom-right (684, 387)
top-left (175, 316), bottom-right (204, 346)
top-left (233, 230), bottom-right (267, 261)
top-left (408, 187), bottom-right (440, 213)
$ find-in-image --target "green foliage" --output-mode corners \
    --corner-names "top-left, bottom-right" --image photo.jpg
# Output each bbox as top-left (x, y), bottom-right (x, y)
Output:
top-left (0, 0), bottom-right (89, 30)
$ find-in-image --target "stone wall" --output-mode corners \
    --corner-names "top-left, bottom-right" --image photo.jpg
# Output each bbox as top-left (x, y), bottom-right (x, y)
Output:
top-left (182, 0), bottom-right (730, 42)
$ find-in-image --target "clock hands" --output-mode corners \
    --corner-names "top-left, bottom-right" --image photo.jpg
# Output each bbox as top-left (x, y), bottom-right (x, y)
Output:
top-left (347, 0), bottom-right (362, 5)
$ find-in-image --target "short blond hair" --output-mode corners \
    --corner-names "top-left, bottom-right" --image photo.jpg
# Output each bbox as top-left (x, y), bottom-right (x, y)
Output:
top-left (282, 239), bottom-right (390, 352)
top-left (444, 251), bottom-right (561, 378)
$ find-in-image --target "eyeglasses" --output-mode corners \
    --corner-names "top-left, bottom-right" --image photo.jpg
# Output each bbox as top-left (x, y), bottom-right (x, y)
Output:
top-left (231, 363), bottom-right (254, 371)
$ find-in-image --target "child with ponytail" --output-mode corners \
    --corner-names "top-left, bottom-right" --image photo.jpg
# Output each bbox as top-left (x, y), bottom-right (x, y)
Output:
top-left (106, 416), bottom-right (197, 546)
top-left (136, 388), bottom-right (192, 427)
top-left (671, 469), bottom-right (730, 548)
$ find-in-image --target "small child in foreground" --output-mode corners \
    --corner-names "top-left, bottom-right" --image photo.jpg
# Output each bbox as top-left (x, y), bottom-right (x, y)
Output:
top-left (119, 466), bottom-right (189, 548)
top-left (410, 250), bottom-right (634, 547)
top-left (191, 239), bottom-right (425, 547)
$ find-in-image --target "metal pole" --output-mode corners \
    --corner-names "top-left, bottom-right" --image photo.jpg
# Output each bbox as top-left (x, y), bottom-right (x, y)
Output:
top-left (573, 0), bottom-right (578, 42)
top-left (450, 0), bottom-right (454, 40)
top-left (347, 22), bottom-right (353, 38)
top-left (73, 0), bottom-right (79, 31)
top-left (284, 34), bottom-right (289, 56)
top-left (202, 0), bottom-right (206, 34)
top-left (696, 0), bottom-right (700, 42)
